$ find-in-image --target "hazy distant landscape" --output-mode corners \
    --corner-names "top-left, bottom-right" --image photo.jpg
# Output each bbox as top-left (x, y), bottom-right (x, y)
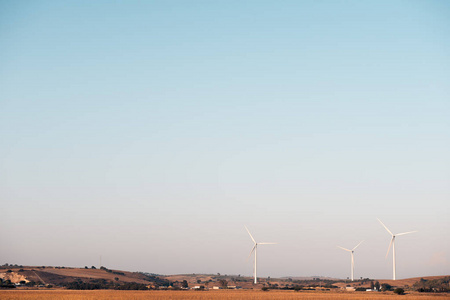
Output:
top-left (1, 264), bottom-right (449, 299)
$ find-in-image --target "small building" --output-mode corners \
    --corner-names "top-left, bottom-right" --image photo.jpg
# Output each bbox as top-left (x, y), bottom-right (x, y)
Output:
top-left (192, 286), bottom-right (202, 290)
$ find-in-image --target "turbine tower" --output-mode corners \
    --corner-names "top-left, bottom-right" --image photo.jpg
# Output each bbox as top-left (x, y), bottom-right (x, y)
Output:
top-left (337, 240), bottom-right (364, 281)
top-left (245, 226), bottom-right (276, 284)
top-left (377, 218), bottom-right (417, 280)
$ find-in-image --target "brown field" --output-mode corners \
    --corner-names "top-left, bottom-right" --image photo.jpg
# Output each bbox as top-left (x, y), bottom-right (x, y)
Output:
top-left (0, 290), bottom-right (449, 300)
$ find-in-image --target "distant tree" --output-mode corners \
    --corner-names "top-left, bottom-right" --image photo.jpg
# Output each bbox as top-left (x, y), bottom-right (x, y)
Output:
top-left (181, 280), bottom-right (188, 288)
top-left (85, 266), bottom-right (88, 269)
top-left (370, 281), bottom-right (375, 290)
top-left (381, 283), bottom-right (392, 291)
top-left (413, 276), bottom-right (450, 293)
top-left (375, 281), bottom-right (380, 291)
top-left (394, 288), bottom-right (405, 295)
top-left (294, 285), bottom-right (302, 291)
top-left (197, 279), bottom-right (201, 284)
top-left (0, 278), bottom-right (15, 289)
top-left (261, 286), bottom-right (269, 291)
top-left (91, 266), bottom-right (96, 269)
top-left (219, 279), bottom-right (228, 289)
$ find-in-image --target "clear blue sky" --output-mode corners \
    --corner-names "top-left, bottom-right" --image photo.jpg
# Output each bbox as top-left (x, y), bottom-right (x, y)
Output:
top-left (1, 0), bottom-right (449, 279)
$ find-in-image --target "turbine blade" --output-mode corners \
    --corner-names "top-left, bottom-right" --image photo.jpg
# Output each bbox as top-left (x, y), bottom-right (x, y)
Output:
top-left (244, 226), bottom-right (256, 244)
top-left (337, 246), bottom-right (351, 252)
top-left (377, 218), bottom-right (393, 236)
top-left (258, 242), bottom-right (277, 245)
top-left (247, 245), bottom-right (256, 261)
top-left (396, 231), bottom-right (418, 236)
top-left (352, 240), bottom-right (364, 251)
top-left (385, 237), bottom-right (394, 258)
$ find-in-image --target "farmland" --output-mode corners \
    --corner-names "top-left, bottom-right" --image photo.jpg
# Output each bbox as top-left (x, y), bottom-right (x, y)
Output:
top-left (1, 290), bottom-right (449, 300)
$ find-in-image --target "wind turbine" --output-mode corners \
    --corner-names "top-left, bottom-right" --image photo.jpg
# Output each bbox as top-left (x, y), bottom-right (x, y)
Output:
top-left (377, 218), bottom-right (417, 280)
top-left (245, 226), bottom-right (276, 284)
top-left (337, 240), bottom-right (364, 281)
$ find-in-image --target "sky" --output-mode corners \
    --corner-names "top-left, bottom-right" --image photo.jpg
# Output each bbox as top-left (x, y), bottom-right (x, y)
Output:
top-left (0, 0), bottom-right (449, 280)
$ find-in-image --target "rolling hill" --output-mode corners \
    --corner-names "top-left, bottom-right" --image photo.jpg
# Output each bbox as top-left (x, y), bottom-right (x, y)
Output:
top-left (0, 265), bottom-right (448, 291)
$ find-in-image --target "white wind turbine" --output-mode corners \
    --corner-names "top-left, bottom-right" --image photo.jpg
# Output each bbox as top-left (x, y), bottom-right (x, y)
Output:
top-left (377, 218), bottom-right (418, 280)
top-left (245, 226), bottom-right (277, 284)
top-left (337, 240), bottom-right (364, 281)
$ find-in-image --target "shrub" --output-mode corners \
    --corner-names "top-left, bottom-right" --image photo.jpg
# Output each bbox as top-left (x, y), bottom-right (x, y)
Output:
top-left (261, 286), bottom-right (269, 291)
top-left (413, 276), bottom-right (450, 292)
top-left (25, 281), bottom-right (37, 287)
top-left (394, 287), bottom-right (405, 295)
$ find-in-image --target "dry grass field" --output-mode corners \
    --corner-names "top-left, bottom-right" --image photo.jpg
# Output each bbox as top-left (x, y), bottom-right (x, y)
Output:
top-left (0, 290), bottom-right (449, 300)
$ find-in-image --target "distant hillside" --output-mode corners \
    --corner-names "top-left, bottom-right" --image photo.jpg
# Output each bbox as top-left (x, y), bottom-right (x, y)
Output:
top-left (1, 265), bottom-right (448, 292)
top-left (0, 265), bottom-right (168, 289)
